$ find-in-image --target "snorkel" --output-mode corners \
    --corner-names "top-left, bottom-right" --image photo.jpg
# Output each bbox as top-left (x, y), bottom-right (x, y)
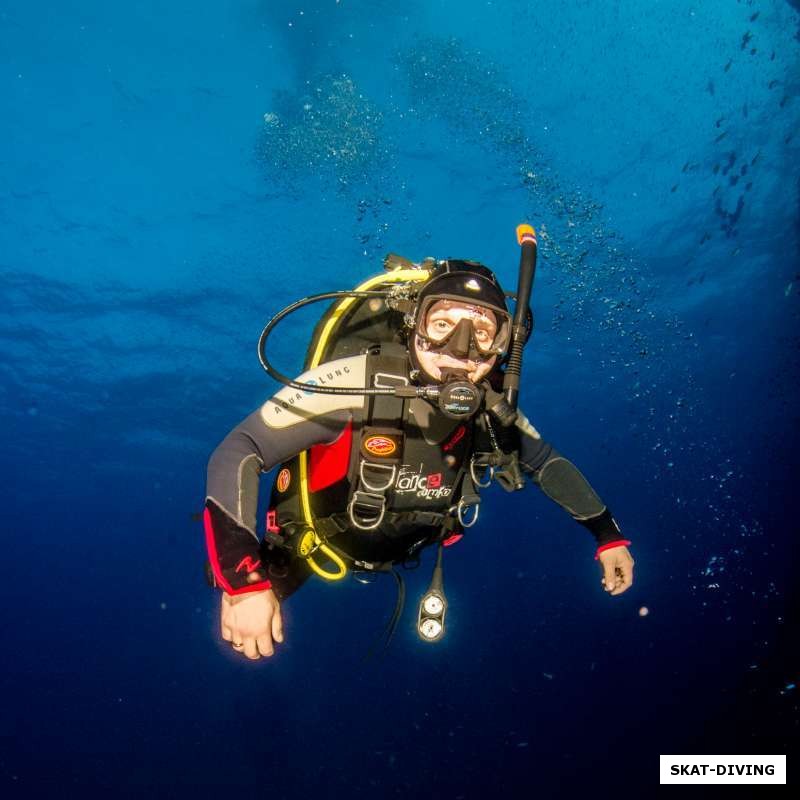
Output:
top-left (480, 224), bottom-right (538, 427)
top-left (256, 223), bottom-right (538, 424)
top-left (503, 225), bottom-right (538, 414)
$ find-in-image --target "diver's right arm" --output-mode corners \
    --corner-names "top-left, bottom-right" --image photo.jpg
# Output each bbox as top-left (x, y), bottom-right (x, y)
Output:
top-left (205, 405), bottom-right (352, 659)
top-left (204, 407), bottom-right (352, 594)
top-left (204, 354), bottom-right (367, 658)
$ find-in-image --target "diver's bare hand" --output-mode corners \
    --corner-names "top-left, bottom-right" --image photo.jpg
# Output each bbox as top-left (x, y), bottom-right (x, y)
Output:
top-left (221, 588), bottom-right (283, 659)
top-left (598, 545), bottom-right (634, 596)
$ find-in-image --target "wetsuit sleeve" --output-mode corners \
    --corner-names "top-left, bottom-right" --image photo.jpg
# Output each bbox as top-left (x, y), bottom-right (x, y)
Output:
top-left (204, 408), bottom-right (352, 594)
top-left (204, 354), bottom-right (369, 593)
top-left (515, 411), bottom-right (625, 546)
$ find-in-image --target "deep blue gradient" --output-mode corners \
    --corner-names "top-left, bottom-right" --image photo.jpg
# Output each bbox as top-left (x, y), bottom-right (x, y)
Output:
top-left (1, 1), bottom-right (798, 795)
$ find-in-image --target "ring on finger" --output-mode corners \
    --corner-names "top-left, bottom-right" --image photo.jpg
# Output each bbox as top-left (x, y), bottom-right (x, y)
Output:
top-left (233, 642), bottom-right (244, 649)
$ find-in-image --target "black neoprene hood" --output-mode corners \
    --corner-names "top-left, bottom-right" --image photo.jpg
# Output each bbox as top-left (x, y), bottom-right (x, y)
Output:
top-left (415, 260), bottom-right (508, 314)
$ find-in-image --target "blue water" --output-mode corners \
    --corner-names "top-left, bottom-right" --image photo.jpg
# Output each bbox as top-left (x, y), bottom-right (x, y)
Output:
top-left (1, 0), bottom-right (798, 794)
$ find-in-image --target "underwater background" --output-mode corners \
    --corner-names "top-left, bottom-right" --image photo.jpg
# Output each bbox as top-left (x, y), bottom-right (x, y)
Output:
top-left (1, 0), bottom-right (798, 794)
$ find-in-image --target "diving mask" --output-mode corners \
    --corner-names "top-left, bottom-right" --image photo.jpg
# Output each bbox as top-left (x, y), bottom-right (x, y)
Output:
top-left (414, 296), bottom-right (512, 360)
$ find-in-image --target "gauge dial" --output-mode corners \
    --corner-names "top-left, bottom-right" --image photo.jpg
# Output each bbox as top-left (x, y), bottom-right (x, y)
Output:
top-left (419, 618), bottom-right (443, 640)
top-left (423, 594), bottom-right (444, 615)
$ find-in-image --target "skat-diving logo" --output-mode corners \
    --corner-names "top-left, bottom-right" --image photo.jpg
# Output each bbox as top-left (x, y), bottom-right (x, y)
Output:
top-left (395, 465), bottom-right (452, 500)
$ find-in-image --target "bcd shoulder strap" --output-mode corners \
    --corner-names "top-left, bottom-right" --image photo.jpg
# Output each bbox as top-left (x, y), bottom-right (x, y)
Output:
top-left (346, 344), bottom-right (410, 530)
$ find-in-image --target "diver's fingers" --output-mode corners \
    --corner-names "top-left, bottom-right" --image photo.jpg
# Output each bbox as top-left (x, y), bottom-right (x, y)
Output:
top-left (602, 562), bottom-right (617, 593)
top-left (622, 559), bottom-right (634, 587)
top-left (243, 636), bottom-right (260, 660)
top-left (256, 634), bottom-right (274, 658)
top-left (272, 606), bottom-right (284, 644)
top-left (611, 562), bottom-right (634, 596)
top-left (220, 594), bottom-right (233, 641)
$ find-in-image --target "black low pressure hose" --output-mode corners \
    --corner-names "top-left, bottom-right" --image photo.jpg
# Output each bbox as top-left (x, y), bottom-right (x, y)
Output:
top-left (363, 569), bottom-right (406, 662)
top-left (503, 225), bottom-right (538, 411)
top-left (257, 290), bottom-right (404, 396)
top-left (429, 544), bottom-right (444, 595)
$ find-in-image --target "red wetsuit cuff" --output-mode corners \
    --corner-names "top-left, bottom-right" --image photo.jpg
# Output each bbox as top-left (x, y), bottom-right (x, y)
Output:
top-left (594, 539), bottom-right (632, 560)
top-left (222, 579), bottom-right (273, 595)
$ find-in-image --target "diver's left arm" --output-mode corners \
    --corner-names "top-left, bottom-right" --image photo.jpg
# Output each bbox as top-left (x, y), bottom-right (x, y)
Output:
top-left (515, 411), bottom-right (634, 596)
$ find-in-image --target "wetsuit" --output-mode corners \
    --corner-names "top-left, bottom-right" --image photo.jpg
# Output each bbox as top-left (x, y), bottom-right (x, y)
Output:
top-left (204, 354), bottom-right (626, 599)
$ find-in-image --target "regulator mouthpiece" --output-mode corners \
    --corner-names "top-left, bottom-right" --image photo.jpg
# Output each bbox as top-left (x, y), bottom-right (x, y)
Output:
top-left (433, 369), bottom-right (483, 419)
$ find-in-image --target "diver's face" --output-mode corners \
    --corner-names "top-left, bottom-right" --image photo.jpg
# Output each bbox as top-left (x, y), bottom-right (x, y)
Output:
top-left (413, 300), bottom-right (498, 383)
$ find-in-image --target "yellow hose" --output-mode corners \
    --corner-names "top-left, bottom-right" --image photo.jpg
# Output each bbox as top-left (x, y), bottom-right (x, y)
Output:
top-left (300, 269), bottom-right (430, 580)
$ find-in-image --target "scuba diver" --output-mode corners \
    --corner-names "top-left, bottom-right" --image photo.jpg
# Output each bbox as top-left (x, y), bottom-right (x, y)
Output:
top-left (203, 225), bottom-right (634, 660)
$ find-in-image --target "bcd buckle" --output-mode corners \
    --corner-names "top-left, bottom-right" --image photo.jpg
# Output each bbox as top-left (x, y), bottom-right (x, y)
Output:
top-left (348, 490), bottom-right (387, 531)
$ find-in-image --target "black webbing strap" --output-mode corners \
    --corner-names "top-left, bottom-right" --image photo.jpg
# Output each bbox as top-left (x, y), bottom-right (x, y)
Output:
top-left (367, 345), bottom-right (409, 426)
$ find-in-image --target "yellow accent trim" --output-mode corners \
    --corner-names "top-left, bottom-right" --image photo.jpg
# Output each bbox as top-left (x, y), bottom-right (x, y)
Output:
top-left (298, 268), bottom-right (431, 581)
